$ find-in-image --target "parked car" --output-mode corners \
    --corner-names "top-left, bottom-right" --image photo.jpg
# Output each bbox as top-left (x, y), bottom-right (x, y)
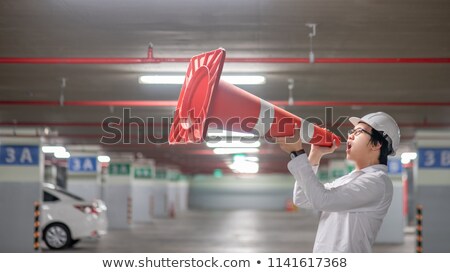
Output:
top-left (41, 183), bottom-right (108, 249)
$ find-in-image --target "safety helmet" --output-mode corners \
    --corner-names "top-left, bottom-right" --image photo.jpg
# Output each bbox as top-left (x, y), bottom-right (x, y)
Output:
top-left (349, 112), bottom-right (401, 156)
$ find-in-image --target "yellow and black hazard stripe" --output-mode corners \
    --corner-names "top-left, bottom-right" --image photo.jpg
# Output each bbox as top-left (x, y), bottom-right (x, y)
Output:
top-left (416, 205), bottom-right (423, 253)
top-left (33, 201), bottom-right (40, 251)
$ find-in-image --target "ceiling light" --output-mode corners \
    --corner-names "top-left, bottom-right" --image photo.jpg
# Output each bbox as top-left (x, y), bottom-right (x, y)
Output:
top-left (207, 140), bottom-right (261, 148)
top-left (401, 152), bottom-right (417, 164)
top-left (243, 156), bottom-right (259, 162)
top-left (229, 161), bottom-right (259, 174)
top-left (42, 146), bottom-right (66, 153)
top-left (222, 76), bottom-right (265, 85)
top-left (139, 75), bottom-right (265, 85)
top-left (54, 151), bottom-right (70, 159)
top-left (207, 129), bottom-right (256, 138)
top-left (97, 155), bottom-right (111, 163)
top-left (139, 75), bottom-right (185, 84)
top-left (213, 148), bottom-right (259, 155)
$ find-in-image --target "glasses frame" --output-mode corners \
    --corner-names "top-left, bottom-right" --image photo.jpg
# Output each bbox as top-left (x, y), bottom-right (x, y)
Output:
top-left (347, 128), bottom-right (373, 137)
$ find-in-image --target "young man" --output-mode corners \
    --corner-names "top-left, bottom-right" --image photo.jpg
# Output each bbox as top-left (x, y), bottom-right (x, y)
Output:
top-left (277, 112), bottom-right (401, 253)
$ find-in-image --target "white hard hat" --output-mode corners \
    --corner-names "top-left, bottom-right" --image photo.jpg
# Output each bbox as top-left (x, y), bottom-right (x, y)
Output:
top-left (349, 112), bottom-right (401, 156)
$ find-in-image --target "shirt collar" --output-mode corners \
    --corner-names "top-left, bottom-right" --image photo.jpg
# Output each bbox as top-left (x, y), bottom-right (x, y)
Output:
top-left (359, 164), bottom-right (388, 174)
top-left (348, 164), bottom-right (388, 177)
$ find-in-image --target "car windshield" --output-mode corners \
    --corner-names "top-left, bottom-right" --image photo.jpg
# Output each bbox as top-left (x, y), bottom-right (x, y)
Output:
top-left (54, 188), bottom-right (85, 201)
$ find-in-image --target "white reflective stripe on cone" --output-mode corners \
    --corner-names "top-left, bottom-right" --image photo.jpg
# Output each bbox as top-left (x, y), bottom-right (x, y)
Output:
top-left (253, 99), bottom-right (274, 136)
top-left (300, 118), bottom-right (315, 143)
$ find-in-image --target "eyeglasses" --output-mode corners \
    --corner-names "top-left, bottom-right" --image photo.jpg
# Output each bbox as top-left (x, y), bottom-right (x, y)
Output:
top-left (348, 128), bottom-right (373, 137)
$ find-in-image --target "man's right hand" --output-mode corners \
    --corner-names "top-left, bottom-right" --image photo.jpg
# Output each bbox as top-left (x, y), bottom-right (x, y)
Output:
top-left (309, 140), bottom-right (339, 165)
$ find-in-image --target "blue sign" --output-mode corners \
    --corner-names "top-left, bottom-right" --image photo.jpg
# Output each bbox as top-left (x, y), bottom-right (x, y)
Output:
top-left (0, 145), bottom-right (40, 165)
top-left (68, 156), bottom-right (97, 172)
top-left (387, 158), bottom-right (403, 175)
top-left (419, 148), bottom-right (450, 169)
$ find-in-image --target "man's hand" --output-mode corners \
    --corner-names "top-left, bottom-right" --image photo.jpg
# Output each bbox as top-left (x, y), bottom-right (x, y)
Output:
top-left (309, 140), bottom-right (339, 165)
top-left (276, 129), bottom-right (303, 153)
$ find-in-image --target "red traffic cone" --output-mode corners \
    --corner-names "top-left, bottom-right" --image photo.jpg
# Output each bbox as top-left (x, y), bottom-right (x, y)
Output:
top-left (169, 48), bottom-right (341, 147)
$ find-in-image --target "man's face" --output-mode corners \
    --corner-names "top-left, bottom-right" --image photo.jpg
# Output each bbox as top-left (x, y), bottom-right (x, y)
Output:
top-left (346, 122), bottom-right (373, 161)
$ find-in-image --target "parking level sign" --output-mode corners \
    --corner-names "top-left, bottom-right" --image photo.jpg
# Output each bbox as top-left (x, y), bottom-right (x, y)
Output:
top-left (68, 156), bottom-right (97, 172)
top-left (419, 148), bottom-right (450, 169)
top-left (0, 145), bottom-right (39, 165)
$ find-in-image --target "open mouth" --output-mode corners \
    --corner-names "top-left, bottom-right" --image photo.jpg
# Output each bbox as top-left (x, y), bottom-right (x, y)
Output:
top-left (347, 142), bottom-right (352, 152)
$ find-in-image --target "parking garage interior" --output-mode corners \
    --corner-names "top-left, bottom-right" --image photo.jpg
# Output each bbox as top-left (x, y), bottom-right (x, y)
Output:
top-left (1, 0), bottom-right (450, 254)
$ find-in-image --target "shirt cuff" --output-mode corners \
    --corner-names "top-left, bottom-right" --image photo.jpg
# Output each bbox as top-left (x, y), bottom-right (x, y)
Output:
top-left (288, 153), bottom-right (319, 174)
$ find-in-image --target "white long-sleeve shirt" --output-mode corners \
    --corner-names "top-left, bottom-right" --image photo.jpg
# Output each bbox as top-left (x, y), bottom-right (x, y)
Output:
top-left (287, 154), bottom-right (393, 253)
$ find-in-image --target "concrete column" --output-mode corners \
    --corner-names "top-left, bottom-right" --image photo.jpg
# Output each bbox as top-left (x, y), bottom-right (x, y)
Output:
top-left (0, 137), bottom-right (43, 252)
top-left (66, 153), bottom-right (100, 202)
top-left (415, 130), bottom-right (450, 252)
top-left (167, 168), bottom-right (189, 214)
top-left (104, 156), bottom-right (133, 229)
top-left (131, 159), bottom-right (156, 223)
top-left (376, 157), bottom-right (404, 244)
top-left (176, 177), bottom-right (189, 213)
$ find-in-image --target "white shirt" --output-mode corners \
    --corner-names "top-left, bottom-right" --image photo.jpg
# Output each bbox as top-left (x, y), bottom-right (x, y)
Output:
top-left (287, 154), bottom-right (393, 253)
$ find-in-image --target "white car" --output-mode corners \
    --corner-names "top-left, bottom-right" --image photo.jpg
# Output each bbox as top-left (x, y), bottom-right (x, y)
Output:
top-left (41, 183), bottom-right (108, 249)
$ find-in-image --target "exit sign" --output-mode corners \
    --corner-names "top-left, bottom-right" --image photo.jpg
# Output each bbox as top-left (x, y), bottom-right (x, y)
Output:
top-left (109, 163), bottom-right (131, 176)
top-left (134, 167), bottom-right (153, 179)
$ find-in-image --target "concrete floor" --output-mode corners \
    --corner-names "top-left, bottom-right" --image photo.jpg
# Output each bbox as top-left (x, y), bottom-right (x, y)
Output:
top-left (44, 210), bottom-right (415, 253)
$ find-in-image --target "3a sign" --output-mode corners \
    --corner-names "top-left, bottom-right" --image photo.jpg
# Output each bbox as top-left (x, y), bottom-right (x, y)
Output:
top-left (68, 156), bottom-right (97, 172)
top-left (419, 148), bottom-right (450, 169)
top-left (0, 145), bottom-right (39, 165)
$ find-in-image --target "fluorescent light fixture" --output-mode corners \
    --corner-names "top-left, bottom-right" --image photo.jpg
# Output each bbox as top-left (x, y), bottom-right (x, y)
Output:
top-left (401, 152), bottom-right (417, 160)
top-left (54, 151), bottom-right (70, 159)
top-left (139, 75), bottom-right (185, 84)
top-left (229, 161), bottom-right (259, 174)
top-left (222, 76), bottom-right (266, 85)
top-left (401, 157), bottom-right (410, 164)
top-left (207, 129), bottom-right (256, 138)
top-left (139, 75), bottom-right (265, 85)
top-left (97, 155), bottom-right (111, 163)
top-left (207, 140), bottom-right (261, 148)
top-left (42, 146), bottom-right (66, 154)
top-left (213, 148), bottom-right (259, 155)
top-left (244, 156), bottom-right (259, 162)
top-left (401, 152), bottom-right (417, 164)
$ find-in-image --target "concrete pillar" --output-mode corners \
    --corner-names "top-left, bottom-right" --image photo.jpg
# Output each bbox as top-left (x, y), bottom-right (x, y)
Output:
top-left (176, 177), bottom-right (189, 213)
top-left (415, 130), bottom-right (450, 252)
top-left (0, 137), bottom-right (43, 252)
top-left (104, 156), bottom-right (133, 229)
top-left (167, 169), bottom-right (189, 214)
top-left (131, 159), bottom-right (156, 223)
top-left (376, 157), bottom-right (404, 244)
top-left (66, 153), bottom-right (100, 202)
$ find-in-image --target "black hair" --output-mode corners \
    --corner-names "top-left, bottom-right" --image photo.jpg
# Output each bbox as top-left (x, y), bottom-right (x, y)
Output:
top-left (369, 128), bottom-right (390, 165)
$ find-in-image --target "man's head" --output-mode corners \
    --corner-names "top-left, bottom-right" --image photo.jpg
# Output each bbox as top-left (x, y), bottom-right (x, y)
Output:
top-left (346, 112), bottom-right (400, 166)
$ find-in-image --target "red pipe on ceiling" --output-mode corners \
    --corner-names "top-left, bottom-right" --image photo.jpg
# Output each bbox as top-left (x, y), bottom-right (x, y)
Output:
top-left (1, 100), bottom-right (449, 107)
top-left (1, 47), bottom-right (449, 64)
top-left (1, 121), bottom-right (450, 128)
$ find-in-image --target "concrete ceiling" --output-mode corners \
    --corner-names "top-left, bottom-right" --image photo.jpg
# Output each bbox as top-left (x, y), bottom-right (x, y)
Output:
top-left (1, 0), bottom-right (450, 174)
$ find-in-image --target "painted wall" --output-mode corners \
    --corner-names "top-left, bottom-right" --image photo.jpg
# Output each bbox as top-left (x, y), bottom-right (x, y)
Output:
top-left (189, 174), bottom-right (294, 210)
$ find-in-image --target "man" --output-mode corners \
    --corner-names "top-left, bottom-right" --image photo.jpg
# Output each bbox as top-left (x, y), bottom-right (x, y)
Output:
top-left (277, 112), bottom-right (401, 253)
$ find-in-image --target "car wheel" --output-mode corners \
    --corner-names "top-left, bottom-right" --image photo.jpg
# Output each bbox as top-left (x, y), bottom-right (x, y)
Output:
top-left (43, 223), bottom-right (72, 250)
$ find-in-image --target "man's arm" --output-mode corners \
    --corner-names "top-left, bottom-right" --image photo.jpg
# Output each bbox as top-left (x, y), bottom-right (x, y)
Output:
top-left (288, 154), bottom-right (385, 212)
top-left (277, 130), bottom-right (338, 209)
top-left (293, 164), bottom-right (319, 208)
